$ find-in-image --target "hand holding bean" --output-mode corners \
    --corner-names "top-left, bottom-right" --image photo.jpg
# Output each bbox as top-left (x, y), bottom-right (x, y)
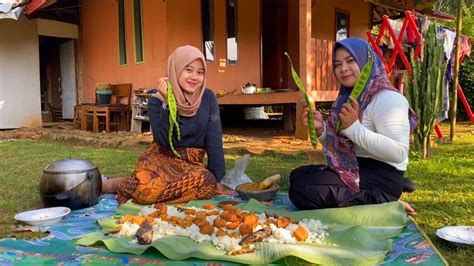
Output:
top-left (338, 96), bottom-right (359, 130)
top-left (302, 106), bottom-right (324, 137)
top-left (157, 78), bottom-right (168, 99)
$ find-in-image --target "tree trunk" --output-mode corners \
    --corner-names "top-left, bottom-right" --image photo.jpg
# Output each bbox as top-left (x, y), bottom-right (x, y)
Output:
top-left (449, 0), bottom-right (464, 141)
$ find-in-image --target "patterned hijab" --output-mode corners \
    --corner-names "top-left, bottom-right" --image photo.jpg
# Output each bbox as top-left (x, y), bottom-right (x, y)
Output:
top-left (155, 45), bottom-right (207, 117)
top-left (324, 37), bottom-right (418, 191)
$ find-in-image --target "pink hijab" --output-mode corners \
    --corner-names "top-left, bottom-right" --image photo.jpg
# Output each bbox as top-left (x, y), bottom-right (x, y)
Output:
top-left (155, 45), bottom-right (207, 117)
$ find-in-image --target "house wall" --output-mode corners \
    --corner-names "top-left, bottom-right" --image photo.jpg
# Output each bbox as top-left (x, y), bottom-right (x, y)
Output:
top-left (37, 19), bottom-right (79, 39)
top-left (312, 0), bottom-right (371, 41)
top-left (80, 0), bottom-right (261, 102)
top-left (0, 16), bottom-right (42, 129)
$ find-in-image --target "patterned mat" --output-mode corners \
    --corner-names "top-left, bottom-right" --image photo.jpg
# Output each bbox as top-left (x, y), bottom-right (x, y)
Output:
top-left (0, 194), bottom-right (447, 266)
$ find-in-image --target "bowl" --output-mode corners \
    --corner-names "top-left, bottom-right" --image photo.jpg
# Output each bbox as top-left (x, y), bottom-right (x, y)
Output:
top-left (14, 207), bottom-right (71, 226)
top-left (436, 226), bottom-right (474, 245)
top-left (235, 182), bottom-right (279, 202)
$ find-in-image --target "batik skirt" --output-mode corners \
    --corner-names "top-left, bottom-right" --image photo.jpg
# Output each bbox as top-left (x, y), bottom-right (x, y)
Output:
top-left (116, 143), bottom-right (217, 204)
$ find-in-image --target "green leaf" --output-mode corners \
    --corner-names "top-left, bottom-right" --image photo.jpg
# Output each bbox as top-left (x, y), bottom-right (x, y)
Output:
top-left (76, 200), bottom-right (408, 264)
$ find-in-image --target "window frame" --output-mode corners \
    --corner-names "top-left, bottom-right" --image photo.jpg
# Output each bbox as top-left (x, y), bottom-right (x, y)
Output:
top-left (226, 0), bottom-right (238, 65)
top-left (117, 0), bottom-right (128, 66)
top-left (335, 8), bottom-right (350, 42)
top-left (132, 0), bottom-right (145, 64)
top-left (202, 0), bottom-right (215, 62)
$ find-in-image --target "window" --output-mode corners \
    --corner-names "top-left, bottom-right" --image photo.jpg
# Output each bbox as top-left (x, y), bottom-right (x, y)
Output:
top-left (202, 0), bottom-right (215, 61)
top-left (133, 0), bottom-right (144, 63)
top-left (335, 9), bottom-right (350, 41)
top-left (226, 0), bottom-right (238, 64)
top-left (118, 0), bottom-right (127, 65)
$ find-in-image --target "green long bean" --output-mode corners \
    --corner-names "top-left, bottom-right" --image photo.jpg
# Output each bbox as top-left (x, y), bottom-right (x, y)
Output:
top-left (167, 81), bottom-right (181, 157)
top-left (335, 51), bottom-right (374, 133)
top-left (284, 52), bottom-right (317, 149)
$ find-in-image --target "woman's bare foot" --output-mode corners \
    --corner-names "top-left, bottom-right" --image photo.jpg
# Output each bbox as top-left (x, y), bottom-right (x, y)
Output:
top-left (102, 178), bottom-right (124, 194)
top-left (216, 183), bottom-right (237, 196)
top-left (399, 200), bottom-right (417, 216)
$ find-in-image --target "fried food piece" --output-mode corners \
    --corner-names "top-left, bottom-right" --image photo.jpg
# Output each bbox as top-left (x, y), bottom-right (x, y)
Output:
top-left (184, 209), bottom-right (196, 215)
top-left (178, 219), bottom-right (193, 229)
top-left (228, 213), bottom-right (240, 222)
top-left (203, 203), bottom-right (216, 210)
top-left (226, 220), bottom-right (240, 230)
top-left (220, 211), bottom-right (232, 221)
top-left (132, 216), bottom-right (146, 226)
top-left (153, 203), bottom-right (167, 216)
top-left (193, 217), bottom-right (209, 227)
top-left (213, 218), bottom-right (227, 228)
top-left (228, 247), bottom-right (256, 256)
top-left (293, 226), bottom-right (309, 241)
top-left (239, 224), bottom-right (253, 236)
top-left (184, 215), bottom-right (193, 222)
top-left (217, 201), bottom-right (238, 209)
top-left (199, 224), bottom-right (215, 235)
top-left (242, 213), bottom-right (259, 228)
top-left (195, 211), bottom-right (208, 219)
top-left (207, 210), bottom-right (220, 216)
top-left (119, 214), bottom-right (133, 224)
top-left (146, 216), bottom-right (155, 224)
top-left (216, 228), bottom-right (228, 237)
top-left (276, 216), bottom-right (292, 228)
top-left (221, 204), bottom-right (235, 211)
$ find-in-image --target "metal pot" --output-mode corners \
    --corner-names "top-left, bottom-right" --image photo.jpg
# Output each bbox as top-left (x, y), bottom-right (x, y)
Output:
top-left (39, 159), bottom-right (102, 210)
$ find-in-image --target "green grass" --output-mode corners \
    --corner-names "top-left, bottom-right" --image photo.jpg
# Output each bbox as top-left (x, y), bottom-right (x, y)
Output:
top-left (0, 127), bottom-right (473, 264)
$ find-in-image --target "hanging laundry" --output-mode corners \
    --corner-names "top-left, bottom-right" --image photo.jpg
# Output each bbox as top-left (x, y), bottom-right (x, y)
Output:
top-left (460, 36), bottom-right (472, 57)
top-left (435, 27), bottom-right (456, 122)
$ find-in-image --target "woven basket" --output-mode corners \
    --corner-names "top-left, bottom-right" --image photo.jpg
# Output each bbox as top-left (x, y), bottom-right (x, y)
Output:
top-left (96, 83), bottom-right (112, 90)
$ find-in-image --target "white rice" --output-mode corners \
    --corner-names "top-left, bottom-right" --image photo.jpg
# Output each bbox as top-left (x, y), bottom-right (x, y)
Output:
top-left (119, 205), bottom-right (329, 252)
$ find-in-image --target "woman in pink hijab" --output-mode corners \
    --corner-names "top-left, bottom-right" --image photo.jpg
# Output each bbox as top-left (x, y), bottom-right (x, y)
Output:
top-left (104, 45), bottom-right (232, 204)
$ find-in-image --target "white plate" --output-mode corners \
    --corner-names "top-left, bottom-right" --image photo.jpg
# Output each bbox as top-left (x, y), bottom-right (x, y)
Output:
top-left (14, 207), bottom-right (71, 226)
top-left (436, 226), bottom-right (474, 245)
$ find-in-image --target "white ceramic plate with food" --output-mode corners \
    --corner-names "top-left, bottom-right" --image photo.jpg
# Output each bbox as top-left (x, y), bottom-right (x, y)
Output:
top-left (14, 207), bottom-right (71, 226)
top-left (436, 226), bottom-right (474, 245)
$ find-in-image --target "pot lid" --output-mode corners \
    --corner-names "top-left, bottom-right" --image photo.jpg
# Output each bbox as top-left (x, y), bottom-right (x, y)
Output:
top-left (43, 159), bottom-right (98, 174)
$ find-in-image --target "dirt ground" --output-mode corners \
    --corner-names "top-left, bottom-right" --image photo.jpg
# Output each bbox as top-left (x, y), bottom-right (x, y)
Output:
top-left (0, 122), bottom-right (322, 159)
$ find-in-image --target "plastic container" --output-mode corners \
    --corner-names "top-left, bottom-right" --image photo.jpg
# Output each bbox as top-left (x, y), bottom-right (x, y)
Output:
top-left (96, 89), bottom-right (113, 104)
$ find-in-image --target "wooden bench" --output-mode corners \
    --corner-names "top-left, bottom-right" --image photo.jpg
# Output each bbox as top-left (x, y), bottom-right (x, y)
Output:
top-left (217, 91), bottom-right (306, 139)
top-left (217, 90), bottom-right (338, 140)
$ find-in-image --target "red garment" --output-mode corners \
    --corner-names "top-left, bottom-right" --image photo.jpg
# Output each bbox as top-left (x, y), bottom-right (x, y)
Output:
top-left (407, 25), bottom-right (415, 44)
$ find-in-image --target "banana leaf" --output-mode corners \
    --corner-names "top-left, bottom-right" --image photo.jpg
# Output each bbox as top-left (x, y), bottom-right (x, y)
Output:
top-left (76, 199), bottom-right (409, 265)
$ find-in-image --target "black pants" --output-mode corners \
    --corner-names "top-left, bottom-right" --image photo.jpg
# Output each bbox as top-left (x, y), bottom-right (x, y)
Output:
top-left (288, 157), bottom-right (404, 210)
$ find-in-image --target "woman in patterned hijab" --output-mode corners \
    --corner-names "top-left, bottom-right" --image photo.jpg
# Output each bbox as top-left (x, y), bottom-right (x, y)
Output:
top-left (289, 37), bottom-right (417, 215)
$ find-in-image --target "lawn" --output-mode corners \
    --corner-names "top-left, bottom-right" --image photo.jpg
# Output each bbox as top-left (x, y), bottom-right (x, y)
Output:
top-left (0, 125), bottom-right (472, 265)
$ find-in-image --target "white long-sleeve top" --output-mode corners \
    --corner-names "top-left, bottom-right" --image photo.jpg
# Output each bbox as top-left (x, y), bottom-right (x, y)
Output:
top-left (319, 90), bottom-right (410, 171)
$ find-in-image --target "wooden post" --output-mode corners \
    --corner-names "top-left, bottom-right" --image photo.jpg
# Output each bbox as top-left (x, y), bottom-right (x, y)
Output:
top-left (295, 0), bottom-right (312, 140)
top-left (449, 0), bottom-right (464, 141)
